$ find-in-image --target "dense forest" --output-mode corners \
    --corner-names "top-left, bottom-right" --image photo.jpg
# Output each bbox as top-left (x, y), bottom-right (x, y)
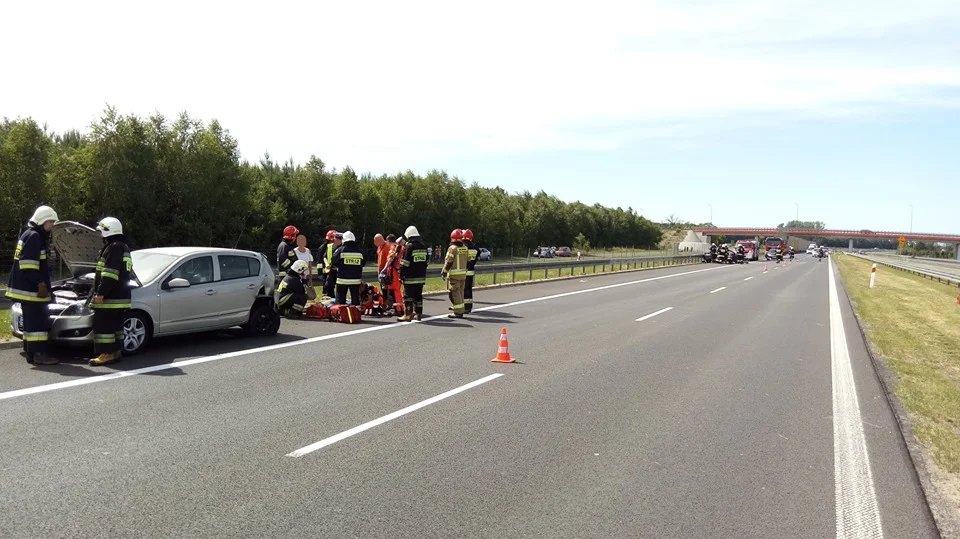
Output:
top-left (0, 108), bottom-right (661, 260)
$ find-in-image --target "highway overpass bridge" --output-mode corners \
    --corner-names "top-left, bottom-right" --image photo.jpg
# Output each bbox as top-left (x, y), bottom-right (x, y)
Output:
top-left (690, 228), bottom-right (960, 260)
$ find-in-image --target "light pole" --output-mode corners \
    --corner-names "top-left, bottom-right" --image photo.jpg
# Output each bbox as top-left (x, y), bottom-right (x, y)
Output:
top-left (708, 204), bottom-right (713, 224)
top-left (794, 202), bottom-right (799, 222)
top-left (910, 205), bottom-right (913, 233)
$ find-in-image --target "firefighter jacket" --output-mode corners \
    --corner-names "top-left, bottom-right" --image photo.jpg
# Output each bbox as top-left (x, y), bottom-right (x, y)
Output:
top-left (276, 270), bottom-right (307, 312)
top-left (277, 239), bottom-right (297, 275)
top-left (7, 225), bottom-right (52, 303)
top-left (400, 238), bottom-right (429, 285)
top-left (464, 240), bottom-right (478, 277)
top-left (93, 236), bottom-right (132, 309)
top-left (318, 241), bottom-right (337, 274)
top-left (442, 242), bottom-right (469, 280)
top-left (333, 241), bottom-right (365, 285)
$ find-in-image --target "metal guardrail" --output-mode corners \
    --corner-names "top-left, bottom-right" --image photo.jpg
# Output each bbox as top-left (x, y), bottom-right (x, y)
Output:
top-left (434, 254), bottom-right (701, 281)
top-left (851, 254), bottom-right (960, 288)
top-left (0, 255), bottom-right (703, 302)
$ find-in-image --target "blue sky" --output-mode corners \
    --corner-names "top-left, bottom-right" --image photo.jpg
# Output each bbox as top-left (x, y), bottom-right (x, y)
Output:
top-left (3, 0), bottom-right (959, 233)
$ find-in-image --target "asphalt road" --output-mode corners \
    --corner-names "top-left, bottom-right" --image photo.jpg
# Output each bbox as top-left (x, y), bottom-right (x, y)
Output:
top-left (0, 257), bottom-right (939, 538)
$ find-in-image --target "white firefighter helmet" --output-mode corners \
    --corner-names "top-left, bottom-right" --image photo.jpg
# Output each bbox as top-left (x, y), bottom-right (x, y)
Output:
top-left (404, 225), bottom-right (420, 239)
top-left (97, 217), bottom-right (123, 237)
top-left (29, 205), bottom-right (59, 226)
top-left (291, 260), bottom-right (309, 276)
top-left (342, 231), bottom-right (356, 242)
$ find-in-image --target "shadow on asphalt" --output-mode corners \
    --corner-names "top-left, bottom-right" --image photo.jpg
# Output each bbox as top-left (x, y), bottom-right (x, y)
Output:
top-left (29, 331), bottom-right (308, 378)
top-left (471, 310), bottom-right (523, 319)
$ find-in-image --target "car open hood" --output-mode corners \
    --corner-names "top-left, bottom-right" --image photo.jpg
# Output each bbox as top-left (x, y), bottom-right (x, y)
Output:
top-left (50, 221), bottom-right (103, 277)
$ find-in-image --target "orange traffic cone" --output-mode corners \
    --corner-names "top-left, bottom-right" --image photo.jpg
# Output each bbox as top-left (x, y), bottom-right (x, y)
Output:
top-left (491, 328), bottom-right (516, 363)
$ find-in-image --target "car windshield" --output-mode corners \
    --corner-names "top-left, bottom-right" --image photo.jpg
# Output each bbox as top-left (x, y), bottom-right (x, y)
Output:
top-left (131, 251), bottom-right (179, 283)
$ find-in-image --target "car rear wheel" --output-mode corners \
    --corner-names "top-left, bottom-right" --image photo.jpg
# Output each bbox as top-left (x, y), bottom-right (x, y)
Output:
top-left (244, 303), bottom-right (281, 337)
top-left (121, 311), bottom-right (151, 356)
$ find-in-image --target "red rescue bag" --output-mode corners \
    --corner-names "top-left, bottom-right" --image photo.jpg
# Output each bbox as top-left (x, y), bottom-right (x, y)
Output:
top-left (330, 304), bottom-right (362, 324)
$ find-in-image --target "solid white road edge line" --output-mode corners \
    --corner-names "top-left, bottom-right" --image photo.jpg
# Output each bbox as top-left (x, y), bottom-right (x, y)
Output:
top-left (635, 307), bottom-right (673, 322)
top-left (828, 256), bottom-right (883, 538)
top-left (744, 276), bottom-right (754, 281)
top-left (709, 287), bottom-right (727, 294)
top-left (0, 264), bottom-right (726, 402)
top-left (287, 373), bottom-right (504, 457)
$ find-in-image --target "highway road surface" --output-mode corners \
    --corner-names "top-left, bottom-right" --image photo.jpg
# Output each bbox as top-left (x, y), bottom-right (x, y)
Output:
top-left (0, 256), bottom-right (939, 538)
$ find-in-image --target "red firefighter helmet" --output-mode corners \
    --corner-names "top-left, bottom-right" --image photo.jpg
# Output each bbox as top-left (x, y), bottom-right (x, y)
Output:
top-left (283, 225), bottom-right (299, 240)
top-left (450, 229), bottom-right (463, 242)
top-left (326, 229), bottom-right (337, 241)
top-left (461, 228), bottom-right (474, 241)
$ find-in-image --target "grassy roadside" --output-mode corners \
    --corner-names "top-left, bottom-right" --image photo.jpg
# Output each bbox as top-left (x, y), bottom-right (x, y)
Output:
top-left (0, 309), bottom-right (11, 341)
top-left (834, 254), bottom-right (960, 496)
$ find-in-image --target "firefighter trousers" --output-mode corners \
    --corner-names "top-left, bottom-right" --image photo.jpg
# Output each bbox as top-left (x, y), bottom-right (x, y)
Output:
top-left (20, 301), bottom-right (50, 355)
top-left (402, 283), bottom-right (424, 315)
top-left (336, 284), bottom-right (361, 306)
top-left (93, 308), bottom-right (126, 355)
top-left (323, 271), bottom-right (337, 298)
top-left (464, 275), bottom-right (474, 313)
top-left (447, 277), bottom-right (466, 315)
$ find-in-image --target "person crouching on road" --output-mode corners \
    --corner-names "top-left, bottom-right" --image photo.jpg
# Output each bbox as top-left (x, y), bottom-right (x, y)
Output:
top-left (276, 260), bottom-right (310, 319)
top-left (89, 217), bottom-right (133, 366)
top-left (441, 229), bottom-right (469, 318)
top-left (8, 205), bottom-right (59, 365)
top-left (277, 225), bottom-right (299, 278)
top-left (462, 228), bottom-right (478, 314)
top-left (397, 227), bottom-right (428, 322)
top-left (333, 231), bottom-right (365, 306)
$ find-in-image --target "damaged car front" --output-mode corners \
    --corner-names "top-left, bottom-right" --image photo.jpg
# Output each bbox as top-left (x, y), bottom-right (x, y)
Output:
top-left (10, 221), bottom-right (141, 348)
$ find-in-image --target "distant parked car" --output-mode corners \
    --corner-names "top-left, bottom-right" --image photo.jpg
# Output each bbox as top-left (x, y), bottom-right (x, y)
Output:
top-left (9, 221), bottom-right (282, 356)
top-left (556, 246), bottom-right (572, 257)
top-left (537, 247), bottom-right (555, 258)
top-left (478, 248), bottom-right (492, 261)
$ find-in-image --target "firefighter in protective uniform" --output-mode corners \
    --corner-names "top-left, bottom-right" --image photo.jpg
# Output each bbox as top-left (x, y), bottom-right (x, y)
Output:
top-left (277, 225), bottom-right (299, 277)
top-left (333, 231), bottom-right (365, 305)
top-left (318, 230), bottom-right (340, 299)
top-left (8, 205), bottom-right (59, 365)
top-left (462, 228), bottom-right (478, 314)
top-left (89, 217), bottom-right (133, 366)
top-left (441, 229), bottom-right (469, 318)
top-left (276, 260), bottom-right (310, 319)
top-left (397, 226), bottom-right (428, 322)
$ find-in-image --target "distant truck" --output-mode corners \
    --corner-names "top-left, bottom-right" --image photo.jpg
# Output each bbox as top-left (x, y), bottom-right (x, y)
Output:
top-left (735, 239), bottom-right (760, 261)
top-left (764, 237), bottom-right (786, 260)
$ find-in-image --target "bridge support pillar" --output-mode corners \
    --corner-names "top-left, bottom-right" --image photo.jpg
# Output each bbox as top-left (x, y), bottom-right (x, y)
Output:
top-left (848, 238), bottom-right (854, 251)
top-left (955, 243), bottom-right (960, 261)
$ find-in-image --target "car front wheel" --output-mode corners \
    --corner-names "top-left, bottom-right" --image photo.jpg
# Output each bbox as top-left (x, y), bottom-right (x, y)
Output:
top-left (245, 303), bottom-right (281, 337)
top-left (121, 311), bottom-right (151, 356)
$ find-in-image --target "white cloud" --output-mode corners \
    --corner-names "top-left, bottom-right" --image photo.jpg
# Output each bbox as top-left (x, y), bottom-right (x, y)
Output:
top-left (3, 0), bottom-right (959, 168)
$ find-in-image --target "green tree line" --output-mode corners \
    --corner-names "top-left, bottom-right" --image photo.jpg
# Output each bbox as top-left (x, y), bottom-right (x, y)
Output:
top-left (0, 108), bottom-right (661, 260)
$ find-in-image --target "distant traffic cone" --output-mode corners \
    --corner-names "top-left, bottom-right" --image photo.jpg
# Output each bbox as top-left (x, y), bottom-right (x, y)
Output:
top-left (491, 328), bottom-right (516, 363)
top-left (763, 264), bottom-right (768, 273)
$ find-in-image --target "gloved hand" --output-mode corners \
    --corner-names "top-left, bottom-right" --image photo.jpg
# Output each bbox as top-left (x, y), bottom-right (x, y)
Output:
top-left (37, 283), bottom-right (49, 299)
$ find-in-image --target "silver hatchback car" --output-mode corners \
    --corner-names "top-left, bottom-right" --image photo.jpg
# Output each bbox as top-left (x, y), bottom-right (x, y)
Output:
top-left (10, 221), bottom-right (282, 355)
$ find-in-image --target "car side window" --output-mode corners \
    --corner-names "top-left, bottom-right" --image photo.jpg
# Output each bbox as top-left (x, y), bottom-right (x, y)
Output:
top-left (218, 255), bottom-right (256, 281)
top-left (168, 256), bottom-right (214, 285)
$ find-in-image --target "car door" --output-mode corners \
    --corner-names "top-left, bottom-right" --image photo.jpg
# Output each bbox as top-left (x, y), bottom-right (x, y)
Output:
top-left (158, 255), bottom-right (219, 334)
top-left (214, 254), bottom-right (263, 326)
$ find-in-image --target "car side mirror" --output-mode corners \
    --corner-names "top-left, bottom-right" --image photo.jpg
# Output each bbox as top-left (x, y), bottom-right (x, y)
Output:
top-left (165, 278), bottom-right (191, 290)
